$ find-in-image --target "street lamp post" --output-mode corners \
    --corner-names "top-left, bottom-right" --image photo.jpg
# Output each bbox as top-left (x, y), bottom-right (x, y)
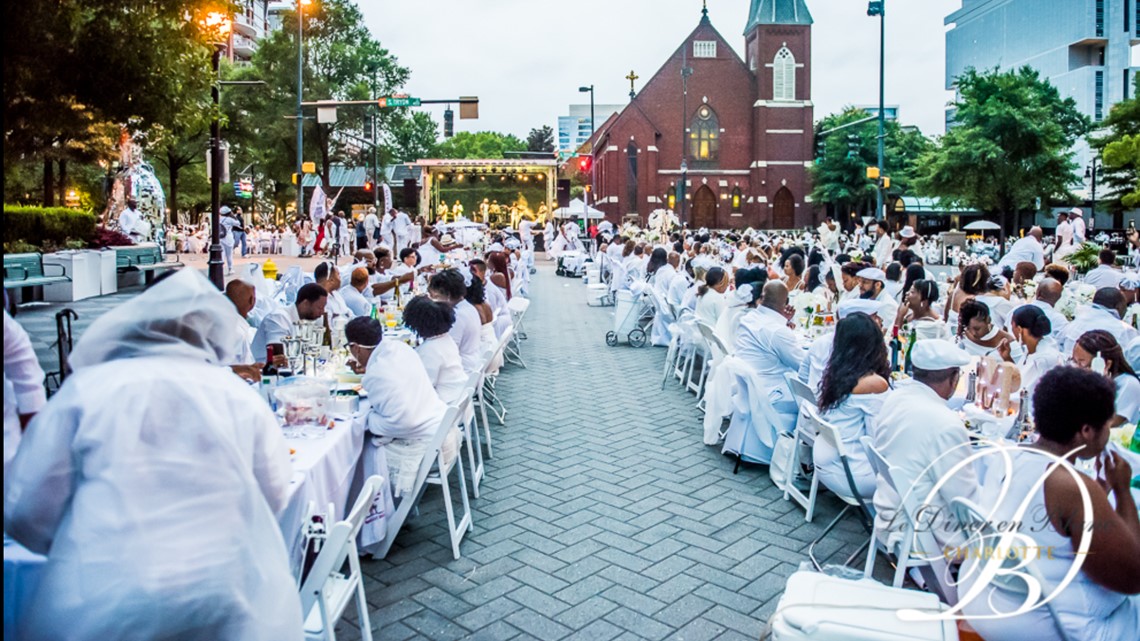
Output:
top-left (295, 0), bottom-right (310, 224)
top-left (579, 85), bottom-right (595, 238)
top-left (1086, 157), bottom-right (1100, 231)
top-left (202, 12), bottom-right (232, 290)
top-left (679, 159), bottom-right (688, 228)
top-left (868, 0), bottom-right (886, 223)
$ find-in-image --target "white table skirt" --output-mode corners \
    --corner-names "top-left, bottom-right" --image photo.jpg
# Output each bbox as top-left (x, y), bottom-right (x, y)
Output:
top-left (278, 415), bottom-right (366, 575)
top-left (3, 539), bottom-right (44, 641)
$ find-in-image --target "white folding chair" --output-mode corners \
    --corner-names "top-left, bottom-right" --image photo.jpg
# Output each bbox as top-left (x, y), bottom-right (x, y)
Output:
top-left (426, 389), bottom-right (476, 559)
top-left (802, 405), bottom-right (875, 571)
top-left (461, 370), bottom-right (486, 499)
top-left (474, 349), bottom-right (496, 459)
top-left (503, 302), bottom-right (528, 369)
top-left (861, 435), bottom-right (958, 604)
top-left (483, 326), bottom-right (513, 424)
top-left (299, 475), bottom-right (383, 641)
top-left (782, 373), bottom-right (820, 521)
top-left (695, 321), bottom-right (729, 411)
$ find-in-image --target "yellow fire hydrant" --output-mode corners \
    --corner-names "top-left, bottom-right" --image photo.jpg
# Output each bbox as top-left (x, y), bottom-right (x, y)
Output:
top-left (262, 258), bottom-right (278, 281)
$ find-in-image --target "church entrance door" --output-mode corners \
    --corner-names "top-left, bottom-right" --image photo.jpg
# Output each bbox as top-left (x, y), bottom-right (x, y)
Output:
top-left (692, 185), bottom-right (717, 229)
top-left (773, 187), bottom-right (795, 229)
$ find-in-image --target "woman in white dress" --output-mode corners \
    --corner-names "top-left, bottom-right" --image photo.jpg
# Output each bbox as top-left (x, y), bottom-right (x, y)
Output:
top-left (812, 313), bottom-right (890, 499)
top-left (998, 304), bottom-right (1062, 397)
top-left (696, 266), bottom-right (729, 327)
top-left (958, 298), bottom-right (1015, 358)
top-left (465, 276), bottom-right (501, 375)
top-left (960, 367), bottom-right (1140, 641)
top-left (403, 296), bottom-right (467, 405)
top-left (1070, 330), bottom-right (1140, 426)
top-left (714, 267), bottom-right (766, 350)
top-left (895, 279), bottom-right (950, 341)
top-left (782, 253), bottom-right (806, 293)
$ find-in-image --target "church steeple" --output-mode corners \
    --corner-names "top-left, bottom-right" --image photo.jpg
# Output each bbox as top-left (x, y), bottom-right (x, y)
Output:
top-left (745, 0), bottom-right (813, 34)
top-left (700, 0), bottom-right (709, 24)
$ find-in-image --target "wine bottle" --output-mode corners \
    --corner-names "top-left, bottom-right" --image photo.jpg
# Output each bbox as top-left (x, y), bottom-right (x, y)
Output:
top-left (903, 327), bottom-right (917, 375)
top-left (322, 313), bottom-right (333, 348)
top-left (261, 346), bottom-right (278, 408)
top-left (889, 326), bottom-right (902, 372)
top-left (1005, 389), bottom-right (1029, 441)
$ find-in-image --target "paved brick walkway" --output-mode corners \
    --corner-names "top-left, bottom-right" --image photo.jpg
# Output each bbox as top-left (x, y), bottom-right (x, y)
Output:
top-left (350, 263), bottom-right (866, 640)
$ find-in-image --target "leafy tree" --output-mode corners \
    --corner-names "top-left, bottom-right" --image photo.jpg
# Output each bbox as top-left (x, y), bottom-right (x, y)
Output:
top-left (810, 107), bottom-right (933, 221)
top-left (1091, 75), bottom-right (1140, 216)
top-left (527, 126), bottom-right (555, 153)
top-left (225, 0), bottom-right (408, 210)
top-left (916, 66), bottom-right (1088, 244)
top-left (433, 131), bottom-right (527, 159)
top-left (386, 112), bottom-right (439, 163)
top-left (4, 1), bottom-right (225, 203)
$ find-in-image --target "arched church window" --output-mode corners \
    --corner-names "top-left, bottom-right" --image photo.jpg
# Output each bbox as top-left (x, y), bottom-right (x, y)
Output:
top-left (689, 105), bottom-right (719, 164)
top-left (773, 47), bottom-right (796, 102)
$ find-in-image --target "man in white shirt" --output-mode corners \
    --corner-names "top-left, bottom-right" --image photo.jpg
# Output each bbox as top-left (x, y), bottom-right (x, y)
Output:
top-left (314, 261), bottom-right (351, 318)
top-left (1059, 288), bottom-right (1139, 355)
top-left (223, 279), bottom-right (257, 367)
top-left (117, 198), bottom-right (143, 242)
top-left (393, 209), bottom-right (413, 251)
top-left (1026, 278), bottom-right (1069, 337)
top-left (380, 209), bottom-right (397, 250)
top-left (4, 308), bottom-right (46, 483)
top-left (1054, 210), bottom-right (1075, 261)
top-left (996, 226), bottom-right (1046, 272)
top-left (1069, 207), bottom-right (1087, 244)
top-left (428, 269), bottom-right (482, 373)
top-left (856, 267), bottom-right (899, 323)
top-left (251, 283), bottom-right (328, 357)
top-left (341, 267), bottom-right (374, 318)
top-left (364, 207), bottom-right (380, 250)
top-left (870, 221), bottom-right (895, 267)
top-left (1083, 248), bottom-right (1124, 290)
top-left (872, 339), bottom-right (980, 551)
top-left (818, 216), bottom-right (840, 254)
top-left (734, 280), bottom-right (805, 415)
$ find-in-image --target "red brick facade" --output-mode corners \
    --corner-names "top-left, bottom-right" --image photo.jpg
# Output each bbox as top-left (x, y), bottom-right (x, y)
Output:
top-left (589, 7), bottom-right (815, 230)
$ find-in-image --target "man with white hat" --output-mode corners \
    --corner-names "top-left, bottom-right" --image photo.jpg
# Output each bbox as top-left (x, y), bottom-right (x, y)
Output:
top-left (856, 267), bottom-right (899, 322)
top-left (872, 339), bottom-right (980, 551)
top-left (798, 299), bottom-right (891, 392)
top-left (1069, 207), bottom-right (1087, 245)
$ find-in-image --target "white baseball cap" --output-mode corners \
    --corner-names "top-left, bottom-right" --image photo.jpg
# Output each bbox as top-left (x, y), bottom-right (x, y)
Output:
top-left (837, 299), bottom-right (890, 321)
top-left (856, 267), bottom-right (887, 282)
top-left (911, 339), bottom-right (972, 370)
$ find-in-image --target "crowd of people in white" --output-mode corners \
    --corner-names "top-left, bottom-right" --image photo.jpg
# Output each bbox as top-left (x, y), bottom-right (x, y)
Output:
top-left (586, 212), bottom-right (1140, 640)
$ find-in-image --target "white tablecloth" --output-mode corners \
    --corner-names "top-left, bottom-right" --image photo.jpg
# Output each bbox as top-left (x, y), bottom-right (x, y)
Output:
top-left (278, 415), bottom-right (365, 574)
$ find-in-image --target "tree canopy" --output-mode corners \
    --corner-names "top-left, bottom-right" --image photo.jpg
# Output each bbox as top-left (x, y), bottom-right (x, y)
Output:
top-left (809, 107), bottom-right (932, 220)
top-left (433, 131), bottom-right (527, 159)
top-left (527, 126), bottom-right (555, 153)
top-left (1091, 75), bottom-right (1140, 212)
top-left (915, 66), bottom-right (1088, 239)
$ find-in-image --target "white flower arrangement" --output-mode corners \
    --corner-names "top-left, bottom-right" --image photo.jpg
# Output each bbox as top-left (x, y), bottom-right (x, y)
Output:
top-left (790, 291), bottom-right (829, 323)
top-left (1056, 283), bottom-right (1098, 321)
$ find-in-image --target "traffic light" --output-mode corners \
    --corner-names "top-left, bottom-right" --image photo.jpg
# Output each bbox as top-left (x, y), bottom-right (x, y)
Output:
top-left (846, 134), bottom-right (860, 159)
top-left (578, 156), bottom-right (592, 173)
top-left (882, 176), bottom-right (891, 189)
top-left (364, 180), bottom-right (374, 192)
top-left (866, 166), bottom-right (880, 180)
top-left (443, 108), bottom-right (454, 138)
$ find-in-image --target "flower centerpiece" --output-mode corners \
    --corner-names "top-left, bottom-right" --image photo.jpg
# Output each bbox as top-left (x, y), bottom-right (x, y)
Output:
top-left (1055, 283), bottom-right (1098, 321)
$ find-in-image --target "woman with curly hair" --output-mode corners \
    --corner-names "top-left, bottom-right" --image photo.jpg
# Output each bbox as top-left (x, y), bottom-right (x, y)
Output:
top-left (402, 295), bottom-right (466, 404)
top-left (813, 312), bottom-right (891, 498)
top-left (958, 298), bottom-right (1015, 357)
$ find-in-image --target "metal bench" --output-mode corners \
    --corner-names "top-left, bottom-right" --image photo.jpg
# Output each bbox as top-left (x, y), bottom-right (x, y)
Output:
top-left (115, 245), bottom-right (184, 285)
top-left (4, 253), bottom-right (71, 311)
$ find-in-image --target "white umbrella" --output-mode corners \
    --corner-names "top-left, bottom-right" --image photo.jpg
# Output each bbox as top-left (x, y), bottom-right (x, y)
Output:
top-left (963, 220), bottom-right (1001, 231)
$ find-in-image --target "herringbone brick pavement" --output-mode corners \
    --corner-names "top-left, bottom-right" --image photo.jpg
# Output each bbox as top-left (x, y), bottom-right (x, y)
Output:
top-left (346, 263), bottom-right (867, 640)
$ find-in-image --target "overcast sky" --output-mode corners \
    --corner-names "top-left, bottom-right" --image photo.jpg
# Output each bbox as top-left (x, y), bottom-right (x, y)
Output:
top-left (363, 0), bottom-right (960, 139)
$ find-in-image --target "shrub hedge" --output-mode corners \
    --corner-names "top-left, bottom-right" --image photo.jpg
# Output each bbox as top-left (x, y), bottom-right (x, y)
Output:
top-left (2, 205), bottom-right (97, 251)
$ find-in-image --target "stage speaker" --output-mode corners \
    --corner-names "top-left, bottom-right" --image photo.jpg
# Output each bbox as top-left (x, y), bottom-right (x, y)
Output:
top-left (556, 179), bottom-right (571, 209)
top-left (403, 178), bottom-right (418, 207)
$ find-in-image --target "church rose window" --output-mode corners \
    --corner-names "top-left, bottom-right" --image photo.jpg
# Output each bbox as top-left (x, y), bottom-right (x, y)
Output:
top-left (689, 105), bottom-right (720, 163)
top-left (772, 47), bottom-right (796, 102)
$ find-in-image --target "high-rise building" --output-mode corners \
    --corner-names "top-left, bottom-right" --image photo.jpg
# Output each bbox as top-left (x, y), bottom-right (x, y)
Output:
top-left (558, 104), bottom-right (624, 157)
top-left (226, 0), bottom-right (271, 65)
top-left (945, 1), bottom-right (1138, 147)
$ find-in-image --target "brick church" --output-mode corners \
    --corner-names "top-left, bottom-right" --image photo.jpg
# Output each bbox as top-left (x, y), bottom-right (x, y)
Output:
top-left (589, 0), bottom-right (815, 230)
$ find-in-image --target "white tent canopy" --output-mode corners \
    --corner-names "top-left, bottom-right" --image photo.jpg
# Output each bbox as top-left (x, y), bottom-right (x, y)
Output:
top-left (552, 198), bottom-right (605, 220)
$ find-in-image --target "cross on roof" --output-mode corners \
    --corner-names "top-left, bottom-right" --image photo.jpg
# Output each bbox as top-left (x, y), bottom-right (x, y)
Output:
top-left (625, 70), bottom-right (640, 99)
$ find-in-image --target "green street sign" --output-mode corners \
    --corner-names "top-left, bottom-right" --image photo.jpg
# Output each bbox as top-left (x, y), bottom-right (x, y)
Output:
top-left (378, 96), bottom-right (421, 108)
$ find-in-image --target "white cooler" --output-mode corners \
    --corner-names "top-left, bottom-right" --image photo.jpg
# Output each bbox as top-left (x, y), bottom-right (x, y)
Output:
top-left (43, 251), bottom-right (101, 302)
top-left (767, 571), bottom-right (958, 641)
